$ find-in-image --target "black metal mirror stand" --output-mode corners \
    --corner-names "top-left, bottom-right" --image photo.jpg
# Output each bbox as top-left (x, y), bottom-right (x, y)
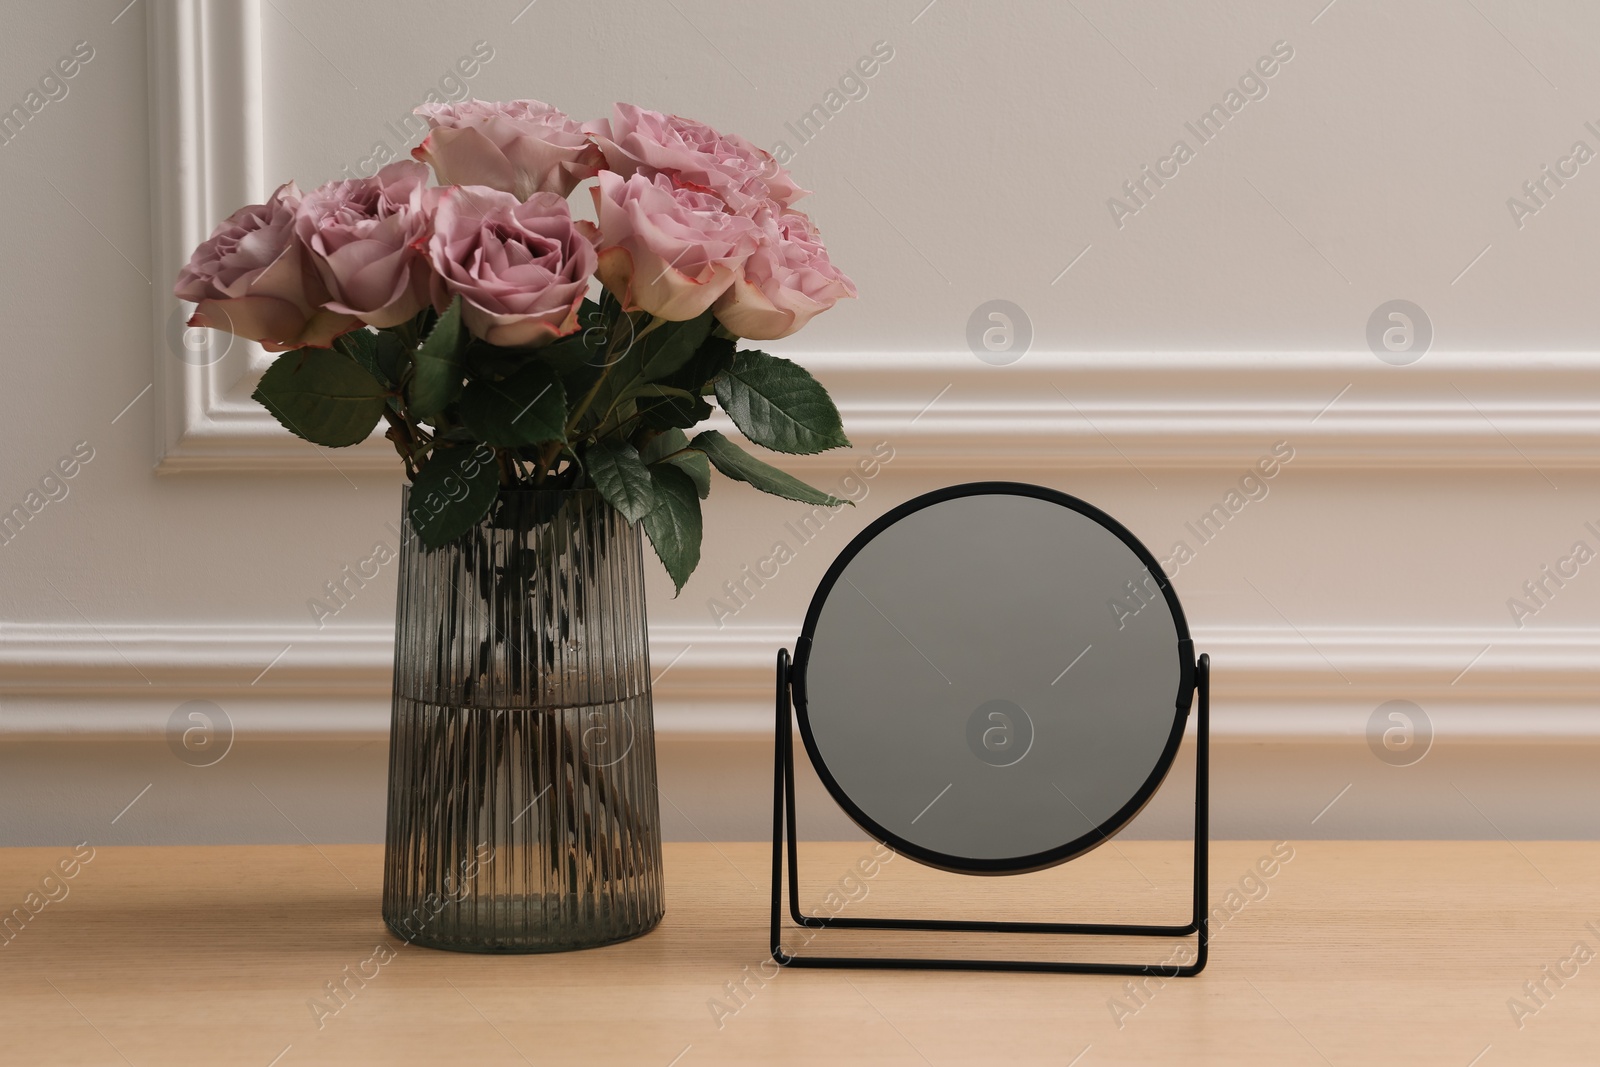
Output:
top-left (769, 650), bottom-right (1210, 975)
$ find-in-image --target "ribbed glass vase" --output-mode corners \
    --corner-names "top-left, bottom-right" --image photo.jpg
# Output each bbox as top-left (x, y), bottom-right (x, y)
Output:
top-left (382, 487), bottom-right (664, 952)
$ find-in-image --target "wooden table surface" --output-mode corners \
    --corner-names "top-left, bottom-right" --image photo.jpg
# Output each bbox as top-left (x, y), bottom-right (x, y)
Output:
top-left (1, 840), bottom-right (1595, 1065)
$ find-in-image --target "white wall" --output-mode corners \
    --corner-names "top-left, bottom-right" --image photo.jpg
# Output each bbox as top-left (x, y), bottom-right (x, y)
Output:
top-left (2, 0), bottom-right (1598, 846)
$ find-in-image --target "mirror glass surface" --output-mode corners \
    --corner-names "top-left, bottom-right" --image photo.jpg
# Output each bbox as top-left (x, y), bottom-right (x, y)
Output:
top-left (800, 490), bottom-right (1186, 871)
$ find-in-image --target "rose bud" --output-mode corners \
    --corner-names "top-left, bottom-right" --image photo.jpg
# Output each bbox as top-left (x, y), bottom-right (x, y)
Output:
top-left (584, 102), bottom-right (806, 215)
top-left (173, 181), bottom-right (356, 351)
top-left (427, 186), bottom-right (597, 348)
top-left (412, 99), bottom-right (602, 200)
top-left (294, 160), bottom-right (435, 330)
top-left (713, 206), bottom-right (856, 340)
top-left (586, 170), bottom-right (759, 321)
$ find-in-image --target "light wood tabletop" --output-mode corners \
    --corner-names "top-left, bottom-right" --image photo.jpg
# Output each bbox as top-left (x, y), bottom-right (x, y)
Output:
top-left (1, 840), bottom-right (1595, 1065)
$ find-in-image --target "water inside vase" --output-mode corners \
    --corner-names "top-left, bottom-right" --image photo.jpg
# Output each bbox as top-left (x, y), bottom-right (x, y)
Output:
top-left (382, 489), bottom-right (664, 952)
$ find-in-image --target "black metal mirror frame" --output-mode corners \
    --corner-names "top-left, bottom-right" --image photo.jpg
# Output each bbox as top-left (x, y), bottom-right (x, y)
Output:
top-left (793, 481), bottom-right (1195, 875)
top-left (770, 481), bottom-right (1210, 975)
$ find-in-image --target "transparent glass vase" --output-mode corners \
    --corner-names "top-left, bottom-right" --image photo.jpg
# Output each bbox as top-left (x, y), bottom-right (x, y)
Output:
top-left (382, 487), bottom-right (664, 952)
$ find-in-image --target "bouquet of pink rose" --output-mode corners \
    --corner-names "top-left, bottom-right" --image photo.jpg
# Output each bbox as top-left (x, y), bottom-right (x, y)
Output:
top-left (175, 100), bottom-right (856, 590)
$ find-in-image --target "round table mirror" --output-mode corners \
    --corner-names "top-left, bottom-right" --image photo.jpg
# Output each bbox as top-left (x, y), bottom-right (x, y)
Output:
top-left (794, 483), bottom-right (1195, 875)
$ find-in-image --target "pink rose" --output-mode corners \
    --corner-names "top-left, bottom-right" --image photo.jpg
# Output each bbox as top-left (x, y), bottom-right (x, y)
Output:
top-left (586, 170), bottom-right (759, 321)
top-left (584, 103), bottom-right (807, 215)
top-left (427, 186), bottom-right (597, 347)
top-left (173, 181), bottom-right (356, 351)
top-left (294, 161), bottom-right (434, 329)
top-left (713, 207), bottom-right (856, 340)
top-left (411, 99), bottom-right (602, 200)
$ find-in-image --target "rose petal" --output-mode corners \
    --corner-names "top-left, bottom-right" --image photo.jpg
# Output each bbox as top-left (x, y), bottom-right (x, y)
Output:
top-left (426, 185), bottom-right (594, 347)
top-left (413, 127), bottom-right (517, 194)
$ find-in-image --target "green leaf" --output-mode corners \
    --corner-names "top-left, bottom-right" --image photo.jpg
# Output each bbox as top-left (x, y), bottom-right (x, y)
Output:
top-left (633, 309), bottom-right (716, 381)
top-left (586, 310), bottom-right (716, 426)
top-left (639, 428), bottom-right (687, 465)
top-left (458, 363), bottom-right (566, 447)
top-left (374, 330), bottom-right (408, 386)
top-left (642, 464), bottom-right (702, 594)
top-left (537, 322), bottom-right (604, 375)
top-left (462, 340), bottom-right (525, 382)
top-left (408, 296), bottom-right (466, 420)
top-left (625, 383), bottom-right (698, 403)
top-left (333, 329), bottom-right (388, 388)
top-left (663, 331), bottom-right (738, 395)
top-left (403, 305), bottom-right (439, 341)
top-left (585, 439), bottom-right (655, 522)
top-left (407, 443), bottom-right (500, 548)
top-left (462, 331), bottom-right (591, 381)
top-left (690, 430), bottom-right (846, 506)
top-left (549, 299), bottom-right (617, 405)
top-left (714, 350), bottom-right (849, 455)
top-left (668, 452), bottom-right (712, 499)
top-left (252, 348), bottom-right (387, 447)
top-left (640, 394), bottom-right (713, 431)
top-left (642, 428), bottom-right (711, 499)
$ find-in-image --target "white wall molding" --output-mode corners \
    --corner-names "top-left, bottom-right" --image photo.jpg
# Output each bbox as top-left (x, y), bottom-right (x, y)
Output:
top-left (148, 0), bottom-right (279, 473)
top-left (148, 347), bottom-right (1600, 475)
top-left (800, 352), bottom-right (1600, 470)
top-left (142, 9), bottom-right (1600, 475)
top-left (2, 621), bottom-right (1594, 742)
